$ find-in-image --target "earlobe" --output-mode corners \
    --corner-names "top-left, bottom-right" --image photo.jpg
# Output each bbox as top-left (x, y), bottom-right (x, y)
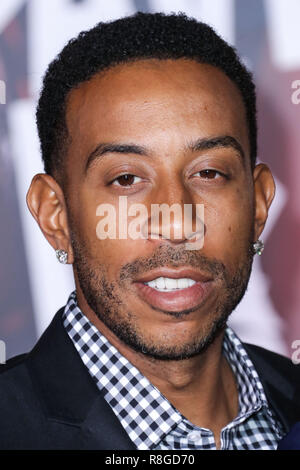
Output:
top-left (26, 173), bottom-right (74, 264)
top-left (253, 163), bottom-right (276, 241)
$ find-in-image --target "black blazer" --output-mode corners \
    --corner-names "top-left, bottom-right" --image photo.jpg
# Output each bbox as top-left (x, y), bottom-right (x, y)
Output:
top-left (0, 307), bottom-right (299, 450)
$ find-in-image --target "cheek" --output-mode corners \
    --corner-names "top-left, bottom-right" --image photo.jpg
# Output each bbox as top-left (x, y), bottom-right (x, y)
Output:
top-left (71, 188), bottom-right (151, 277)
top-left (203, 189), bottom-right (254, 265)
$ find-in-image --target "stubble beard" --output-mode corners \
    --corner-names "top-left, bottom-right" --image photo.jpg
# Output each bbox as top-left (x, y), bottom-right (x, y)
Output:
top-left (70, 229), bottom-right (254, 362)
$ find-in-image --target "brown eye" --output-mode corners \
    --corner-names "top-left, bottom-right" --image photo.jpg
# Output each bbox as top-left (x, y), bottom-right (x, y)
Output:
top-left (112, 174), bottom-right (142, 186)
top-left (198, 169), bottom-right (220, 179)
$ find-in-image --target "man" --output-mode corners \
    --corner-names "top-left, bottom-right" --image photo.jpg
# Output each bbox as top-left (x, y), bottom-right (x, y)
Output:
top-left (0, 12), bottom-right (299, 450)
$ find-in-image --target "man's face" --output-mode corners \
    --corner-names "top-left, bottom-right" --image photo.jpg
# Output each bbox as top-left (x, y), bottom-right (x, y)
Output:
top-left (63, 59), bottom-right (255, 360)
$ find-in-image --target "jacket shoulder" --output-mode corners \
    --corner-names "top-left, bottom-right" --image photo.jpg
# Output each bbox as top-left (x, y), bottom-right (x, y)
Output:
top-left (0, 351), bottom-right (37, 405)
top-left (244, 343), bottom-right (298, 376)
top-left (0, 352), bottom-right (28, 373)
top-left (244, 342), bottom-right (300, 402)
top-left (0, 309), bottom-right (68, 449)
top-left (0, 350), bottom-right (44, 446)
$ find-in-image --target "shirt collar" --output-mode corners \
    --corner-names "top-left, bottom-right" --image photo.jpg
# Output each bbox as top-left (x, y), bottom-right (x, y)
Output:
top-left (62, 290), bottom-right (278, 449)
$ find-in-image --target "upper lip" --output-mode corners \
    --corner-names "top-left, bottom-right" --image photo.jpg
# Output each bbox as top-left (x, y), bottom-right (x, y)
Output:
top-left (135, 267), bottom-right (213, 283)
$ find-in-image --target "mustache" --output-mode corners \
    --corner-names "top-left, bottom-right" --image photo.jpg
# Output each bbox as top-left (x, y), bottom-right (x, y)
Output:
top-left (119, 244), bottom-right (227, 282)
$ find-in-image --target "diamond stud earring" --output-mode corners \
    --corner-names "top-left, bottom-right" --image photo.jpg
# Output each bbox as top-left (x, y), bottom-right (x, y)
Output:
top-left (55, 249), bottom-right (68, 264)
top-left (253, 239), bottom-right (264, 256)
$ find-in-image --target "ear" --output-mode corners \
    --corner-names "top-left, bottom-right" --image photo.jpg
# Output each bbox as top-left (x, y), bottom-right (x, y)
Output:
top-left (252, 163), bottom-right (276, 241)
top-left (26, 173), bottom-right (74, 264)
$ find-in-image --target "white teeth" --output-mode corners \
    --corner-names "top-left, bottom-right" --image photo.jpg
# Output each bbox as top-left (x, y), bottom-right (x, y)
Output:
top-left (178, 278), bottom-right (188, 289)
top-left (147, 280), bottom-right (157, 288)
top-left (156, 277), bottom-right (165, 289)
top-left (145, 277), bottom-right (196, 291)
top-left (165, 278), bottom-right (177, 289)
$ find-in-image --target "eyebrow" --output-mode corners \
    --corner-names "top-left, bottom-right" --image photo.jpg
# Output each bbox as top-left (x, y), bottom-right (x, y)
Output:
top-left (188, 135), bottom-right (245, 163)
top-left (85, 143), bottom-right (148, 172)
top-left (85, 135), bottom-right (245, 173)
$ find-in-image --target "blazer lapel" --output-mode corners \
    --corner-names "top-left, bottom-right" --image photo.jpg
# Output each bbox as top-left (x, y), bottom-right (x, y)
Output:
top-left (244, 343), bottom-right (300, 433)
top-left (25, 307), bottom-right (135, 449)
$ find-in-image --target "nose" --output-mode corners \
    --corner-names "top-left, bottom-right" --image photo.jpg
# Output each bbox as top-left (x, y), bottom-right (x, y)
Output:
top-left (141, 181), bottom-right (205, 250)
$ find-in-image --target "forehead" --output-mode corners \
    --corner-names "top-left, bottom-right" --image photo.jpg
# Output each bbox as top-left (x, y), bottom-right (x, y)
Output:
top-left (65, 59), bottom-right (249, 167)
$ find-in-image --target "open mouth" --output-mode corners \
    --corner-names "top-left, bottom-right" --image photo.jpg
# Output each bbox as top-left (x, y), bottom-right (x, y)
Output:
top-left (144, 276), bottom-right (197, 292)
top-left (134, 268), bottom-right (214, 312)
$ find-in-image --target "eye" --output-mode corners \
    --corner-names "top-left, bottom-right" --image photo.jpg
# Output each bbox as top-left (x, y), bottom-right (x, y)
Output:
top-left (193, 169), bottom-right (224, 179)
top-left (111, 174), bottom-right (142, 187)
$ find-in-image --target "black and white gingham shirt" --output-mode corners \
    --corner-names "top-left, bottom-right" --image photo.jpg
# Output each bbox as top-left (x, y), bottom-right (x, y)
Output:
top-left (62, 291), bottom-right (284, 450)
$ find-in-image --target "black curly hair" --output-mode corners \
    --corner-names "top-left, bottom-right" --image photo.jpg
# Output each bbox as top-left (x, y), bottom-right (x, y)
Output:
top-left (36, 11), bottom-right (257, 178)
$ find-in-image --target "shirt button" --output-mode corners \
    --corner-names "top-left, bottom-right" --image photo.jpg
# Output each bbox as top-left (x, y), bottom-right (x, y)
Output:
top-left (188, 431), bottom-right (201, 442)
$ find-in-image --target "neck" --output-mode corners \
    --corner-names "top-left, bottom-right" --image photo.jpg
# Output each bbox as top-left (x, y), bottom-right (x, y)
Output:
top-left (75, 288), bottom-right (239, 440)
